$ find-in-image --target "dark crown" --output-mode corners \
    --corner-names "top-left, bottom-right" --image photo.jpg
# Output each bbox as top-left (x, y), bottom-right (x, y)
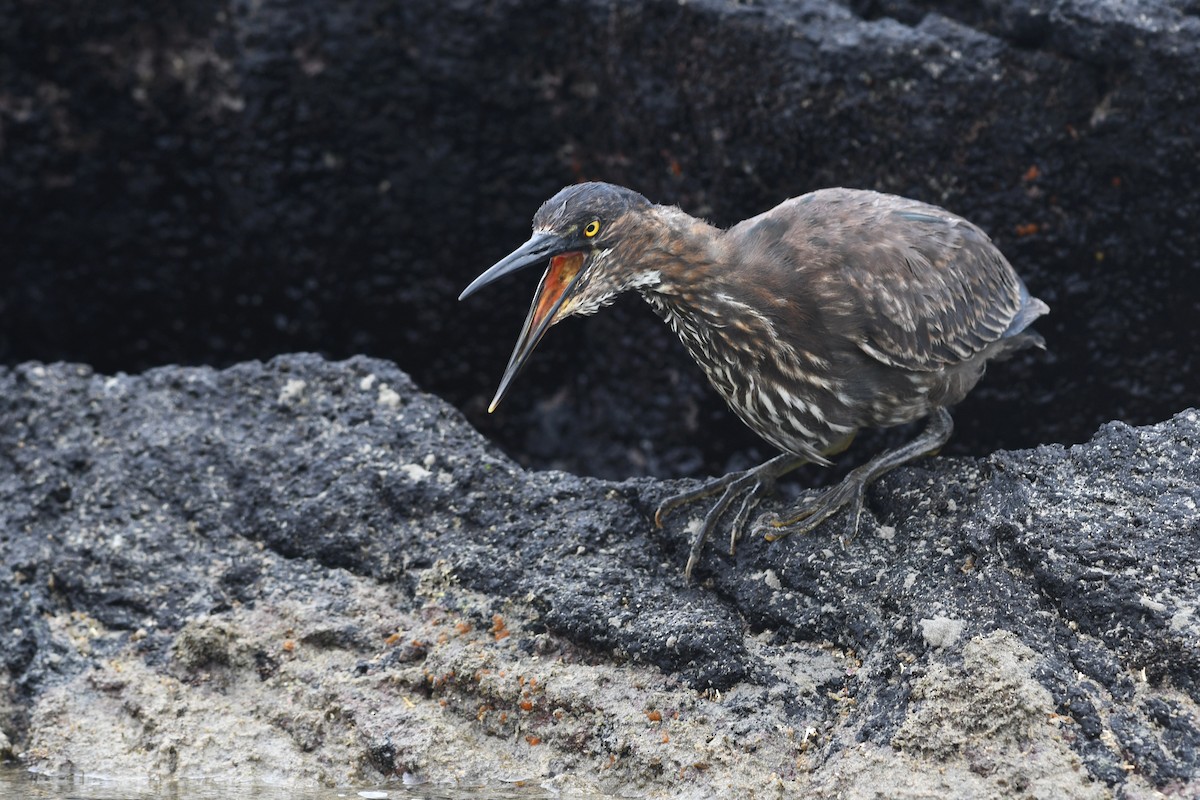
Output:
top-left (533, 182), bottom-right (652, 231)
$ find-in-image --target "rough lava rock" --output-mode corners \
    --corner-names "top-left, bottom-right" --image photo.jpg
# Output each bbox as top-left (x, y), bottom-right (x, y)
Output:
top-left (0, 355), bottom-right (1196, 797)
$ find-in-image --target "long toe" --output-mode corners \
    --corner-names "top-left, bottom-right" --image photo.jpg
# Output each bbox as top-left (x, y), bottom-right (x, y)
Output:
top-left (727, 484), bottom-right (766, 555)
top-left (757, 476), bottom-right (867, 542)
top-left (683, 471), bottom-right (762, 580)
top-left (655, 470), bottom-right (749, 528)
top-left (657, 453), bottom-right (808, 578)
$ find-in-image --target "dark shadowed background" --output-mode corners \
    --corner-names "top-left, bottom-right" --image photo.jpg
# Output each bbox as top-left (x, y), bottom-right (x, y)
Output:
top-left (2, 0), bottom-right (1197, 481)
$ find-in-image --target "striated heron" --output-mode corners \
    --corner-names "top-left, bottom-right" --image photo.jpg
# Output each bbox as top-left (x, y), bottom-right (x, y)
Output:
top-left (460, 182), bottom-right (1048, 579)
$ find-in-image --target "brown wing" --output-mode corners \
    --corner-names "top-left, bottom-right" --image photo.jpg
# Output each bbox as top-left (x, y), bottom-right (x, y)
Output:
top-left (778, 190), bottom-right (1030, 372)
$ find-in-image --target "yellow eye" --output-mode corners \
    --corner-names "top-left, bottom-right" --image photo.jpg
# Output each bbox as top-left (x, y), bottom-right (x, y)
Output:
top-left (583, 220), bottom-right (601, 238)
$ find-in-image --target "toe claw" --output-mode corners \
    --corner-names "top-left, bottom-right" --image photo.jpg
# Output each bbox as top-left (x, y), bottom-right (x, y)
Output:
top-left (652, 453), bottom-right (808, 576)
top-left (757, 483), bottom-right (860, 541)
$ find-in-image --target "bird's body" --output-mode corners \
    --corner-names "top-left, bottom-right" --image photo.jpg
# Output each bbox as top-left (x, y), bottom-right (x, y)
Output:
top-left (461, 182), bottom-right (1047, 579)
top-left (633, 188), bottom-right (1044, 463)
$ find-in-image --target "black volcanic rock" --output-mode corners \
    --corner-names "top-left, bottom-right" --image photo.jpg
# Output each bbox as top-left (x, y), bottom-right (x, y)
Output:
top-left (2, 0), bottom-right (1198, 792)
top-left (0, 355), bottom-right (1196, 795)
top-left (1, 0), bottom-right (1198, 481)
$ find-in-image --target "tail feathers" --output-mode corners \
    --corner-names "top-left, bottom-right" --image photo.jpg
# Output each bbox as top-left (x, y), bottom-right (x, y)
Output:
top-left (1002, 282), bottom-right (1050, 339)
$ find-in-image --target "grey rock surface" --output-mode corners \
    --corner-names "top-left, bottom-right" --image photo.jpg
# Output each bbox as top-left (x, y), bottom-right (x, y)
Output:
top-left (1, 355), bottom-right (1196, 797)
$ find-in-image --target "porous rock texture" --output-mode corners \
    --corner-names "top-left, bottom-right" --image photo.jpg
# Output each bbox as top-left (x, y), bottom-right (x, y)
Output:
top-left (3, 0), bottom-right (1200, 795)
top-left (1, 355), bottom-right (1197, 797)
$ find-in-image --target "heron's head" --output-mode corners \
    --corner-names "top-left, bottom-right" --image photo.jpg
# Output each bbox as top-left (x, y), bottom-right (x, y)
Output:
top-left (459, 182), bottom-right (664, 411)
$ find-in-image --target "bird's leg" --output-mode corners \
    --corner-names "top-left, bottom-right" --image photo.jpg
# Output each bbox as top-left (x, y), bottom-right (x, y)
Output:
top-left (655, 453), bottom-right (807, 580)
top-left (757, 407), bottom-right (954, 541)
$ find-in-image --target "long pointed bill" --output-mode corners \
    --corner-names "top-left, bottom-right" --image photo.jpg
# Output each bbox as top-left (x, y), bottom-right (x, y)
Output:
top-left (459, 232), bottom-right (567, 301)
top-left (488, 251), bottom-right (586, 412)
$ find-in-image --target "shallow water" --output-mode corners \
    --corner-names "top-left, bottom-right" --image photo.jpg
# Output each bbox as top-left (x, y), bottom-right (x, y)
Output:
top-left (0, 767), bottom-right (568, 799)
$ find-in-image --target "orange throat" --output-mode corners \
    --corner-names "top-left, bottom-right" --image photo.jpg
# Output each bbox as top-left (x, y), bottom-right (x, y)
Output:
top-left (531, 251), bottom-right (584, 329)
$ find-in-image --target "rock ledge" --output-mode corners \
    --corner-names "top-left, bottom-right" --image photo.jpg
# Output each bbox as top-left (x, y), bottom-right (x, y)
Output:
top-left (0, 355), bottom-right (1196, 797)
